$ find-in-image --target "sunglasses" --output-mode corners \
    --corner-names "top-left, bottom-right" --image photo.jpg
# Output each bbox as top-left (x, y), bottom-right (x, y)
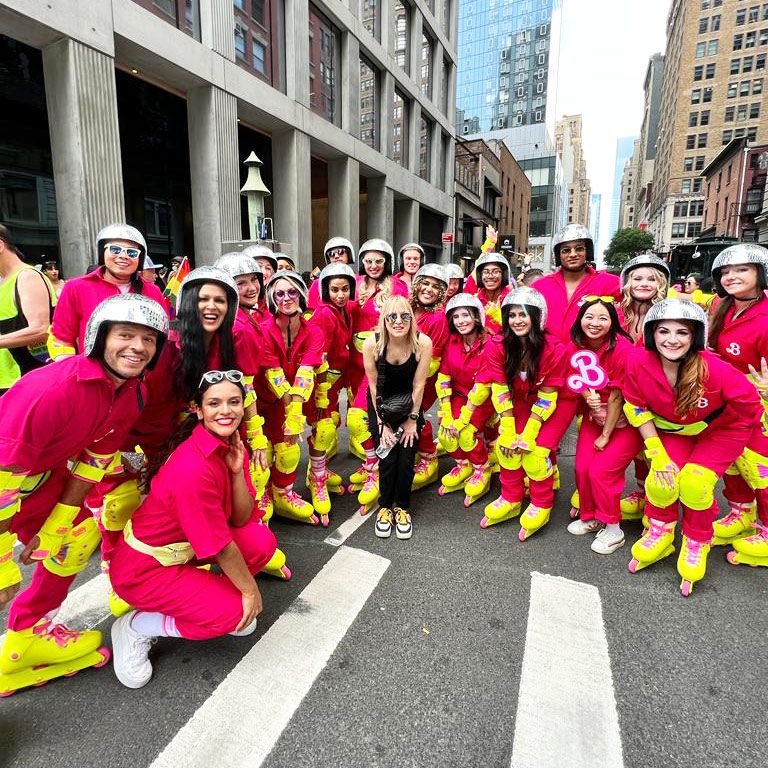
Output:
top-left (560, 245), bottom-right (587, 255)
top-left (328, 248), bottom-right (349, 256)
top-left (273, 288), bottom-right (300, 301)
top-left (385, 312), bottom-right (412, 323)
top-left (363, 258), bottom-right (386, 267)
top-left (199, 369), bottom-right (244, 387)
top-left (106, 244), bottom-right (142, 259)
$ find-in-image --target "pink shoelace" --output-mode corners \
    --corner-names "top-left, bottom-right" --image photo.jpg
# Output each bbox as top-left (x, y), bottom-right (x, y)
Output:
top-left (33, 620), bottom-right (81, 649)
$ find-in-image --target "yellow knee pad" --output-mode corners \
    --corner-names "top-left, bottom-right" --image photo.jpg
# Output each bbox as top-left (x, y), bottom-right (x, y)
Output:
top-left (522, 446), bottom-right (553, 481)
top-left (312, 418), bottom-right (336, 452)
top-left (678, 463), bottom-right (718, 510)
top-left (735, 447), bottom-right (768, 491)
top-left (101, 479), bottom-right (141, 532)
top-left (44, 517), bottom-right (101, 577)
top-left (347, 407), bottom-right (371, 444)
top-left (458, 424), bottom-right (478, 452)
top-left (498, 450), bottom-right (522, 471)
top-left (644, 472), bottom-right (680, 508)
top-left (274, 441), bottom-right (300, 475)
top-left (0, 470), bottom-right (27, 521)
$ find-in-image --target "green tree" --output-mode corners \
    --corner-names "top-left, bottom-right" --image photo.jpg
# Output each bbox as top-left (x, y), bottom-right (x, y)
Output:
top-left (603, 228), bottom-right (656, 270)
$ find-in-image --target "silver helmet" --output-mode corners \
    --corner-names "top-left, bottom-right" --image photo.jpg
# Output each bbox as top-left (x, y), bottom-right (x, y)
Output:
top-left (318, 263), bottom-right (357, 303)
top-left (475, 252), bottom-right (510, 286)
top-left (242, 244), bottom-right (278, 273)
top-left (643, 298), bottom-right (707, 352)
top-left (323, 236), bottom-right (355, 264)
top-left (413, 263), bottom-right (448, 286)
top-left (97, 224), bottom-right (148, 275)
top-left (275, 252), bottom-right (296, 269)
top-left (265, 269), bottom-right (308, 314)
top-left (444, 263), bottom-right (464, 280)
top-left (178, 266), bottom-right (239, 309)
top-left (214, 252), bottom-right (264, 283)
top-left (711, 243), bottom-right (768, 297)
top-left (445, 292), bottom-right (486, 329)
top-left (84, 294), bottom-right (169, 370)
top-left (358, 238), bottom-right (395, 277)
top-left (620, 253), bottom-right (671, 289)
top-left (502, 286), bottom-right (548, 329)
top-left (397, 242), bottom-right (425, 272)
top-left (552, 223), bottom-right (594, 266)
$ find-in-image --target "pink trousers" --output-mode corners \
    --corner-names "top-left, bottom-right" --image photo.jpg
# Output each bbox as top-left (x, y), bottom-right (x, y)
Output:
top-left (721, 423), bottom-right (768, 525)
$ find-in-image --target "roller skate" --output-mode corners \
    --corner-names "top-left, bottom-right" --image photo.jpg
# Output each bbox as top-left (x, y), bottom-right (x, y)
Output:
top-left (620, 490), bottom-right (646, 522)
top-left (0, 619), bottom-right (110, 697)
top-left (628, 519), bottom-right (676, 573)
top-left (411, 453), bottom-right (438, 491)
top-left (308, 470), bottom-right (332, 527)
top-left (488, 441), bottom-right (500, 474)
top-left (261, 547), bottom-right (292, 580)
top-left (480, 496), bottom-right (521, 528)
top-left (727, 521), bottom-right (768, 567)
top-left (438, 460), bottom-right (472, 496)
top-left (348, 436), bottom-right (366, 461)
top-left (305, 465), bottom-right (344, 497)
top-left (569, 490), bottom-right (580, 519)
top-left (109, 589), bottom-right (133, 618)
top-left (677, 535), bottom-right (711, 596)
top-left (357, 468), bottom-right (380, 516)
top-left (463, 463), bottom-right (491, 507)
top-left (348, 461), bottom-right (376, 492)
top-left (273, 486), bottom-right (319, 525)
top-left (518, 504), bottom-right (552, 541)
top-left (712, 502), bottom-right (756, 545)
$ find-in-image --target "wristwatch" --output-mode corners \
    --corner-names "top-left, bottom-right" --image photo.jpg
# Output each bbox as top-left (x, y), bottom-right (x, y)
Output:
top-left (408, 412), bottom-right (419, 420)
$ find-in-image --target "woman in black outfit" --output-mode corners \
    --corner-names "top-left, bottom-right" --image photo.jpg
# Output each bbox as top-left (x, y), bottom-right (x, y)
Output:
top-left (363, 295), bottom-right (432, 540)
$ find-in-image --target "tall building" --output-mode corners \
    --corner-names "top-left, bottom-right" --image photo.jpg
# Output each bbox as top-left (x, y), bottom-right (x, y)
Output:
top-left (555, 114), bottom-right (591, 227)
top-left (618, 139), bottom-right (641, 229)
top-left (649, 0), bottom-right (768, 255)
top-left (456, 0), bottom-right (563, 135)
top-left (589, 193), bottom-right (602, 255)
top-left (0, 0), bottom-right (457, 274)
top-left (610, 136), bottom-right (638, 237)
top-left (634, 52), bottom-right (665, 227)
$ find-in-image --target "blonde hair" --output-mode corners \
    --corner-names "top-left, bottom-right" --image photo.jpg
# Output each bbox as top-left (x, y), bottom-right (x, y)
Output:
top-left (374, 295), bottom-right (421, 359)
top-left (621, 267), bottom-right (668, 337)
top-left (358, 275), bottom-right (393, 307)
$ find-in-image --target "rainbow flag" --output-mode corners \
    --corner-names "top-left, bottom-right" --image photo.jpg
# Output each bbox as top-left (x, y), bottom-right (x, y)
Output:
top-left (162, 256), bottom-right (190, 319)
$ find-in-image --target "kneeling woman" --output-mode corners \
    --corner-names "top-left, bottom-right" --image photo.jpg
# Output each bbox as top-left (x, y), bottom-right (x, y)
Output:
top-left (623, 299), bottom-right (760, 595)
top-left (109, 372), bottom-right (277, 688)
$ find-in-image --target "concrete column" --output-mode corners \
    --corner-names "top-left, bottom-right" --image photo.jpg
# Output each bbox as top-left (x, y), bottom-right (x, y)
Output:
top-left (284, 0), bottom-right (310, 106)
top-left (367, 176), bottom-right (394, 243)
top-left (410, 8), bottom-right (423, 85)
top-left (429, 119), bottom-right (441, 186)
top-left (341, 30), bottom-right (360, 134)
top-left (42, 38), bottom-right (124, 277)
top-left (394, 198), bottom-right (419, 251)
top-left (187, 85), bottom-right (241, 264)
top-left (380, 0), bottom-right (392, 54)
top-left (380, 71), bottom-right (394, 161)
top-left (409, 100), bottom-right (421, 176)
top-left (272, 127), bottom-right (313, 271)
top-left (328, 156), bottom-right (360, 249)
top-left (199, 0), bottom-right (235, 58)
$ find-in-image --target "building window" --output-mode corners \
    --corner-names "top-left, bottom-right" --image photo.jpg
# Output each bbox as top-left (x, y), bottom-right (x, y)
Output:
top-left (393, 0), bottom-right (410, 74)
top-left (758, 54), bottom-right (767, 70)
top-left (359, 57), bottom-right (378, 150)
top-left (743, 56), bottom-right (754, 73)
top-left (703, 86), bottom-right (713, 102)
top-left (698, 18), bottom-right (708, 34)
top-left (748, 126), bottom-right (758, 141)
top-left (701, 109), bottom-right (710, 124)
top-left (359, 0), bottom-right (380, 40)
top-left (734, 34), bottom-right (744, 51)
top-left (740, 80), bottom-right (751, 96)
top-left (731, 58), bottom-right (740, 74)
top-left (682, 179), bottom-right (692, 193)
top-left (696, 41), bottom-right (707, 57)
top-left (706, 63), bottom-right (716, 78)
top-left (421, 31), bottom-right (433, 99)
top-left (728, 82), bottom-right (738, 98)
top-left (252, 38), bottom-right (266, 74)
top-left (711, 15), bottom-right (720, 31)
top-left (234, 23), bottom-right (247, 59)
top-left (688, 222), bottom-right (702, 238)
top-left (754, 78), bottom-right (764, 94)
top-left (671, 223), bottom-right (687, 238)
top-left (737, 9), bottom-right (746, 25)
top-left (689, 111), bottom-right (699, 127)
top-left (698, 133), bottom-right (707, 148)
top-left (231, 0), bottom-right (284, 90)
top-left (725, 105), bottom-right (735, 121)
top-left (737, 103), bottom-right (748, 121)
top-left (695, 155), bottom-right (706, 171)
top-left (684, 157), bottom-right (694, 172)
top-left (750, 102), bottom-right (761, 119)
top-left (674, 201), bottom-right (689, 217)
top-left (686, 135), bottom-right (696, 149)
top-left (691, 88), bottom-right (702, 103)
top-left (308, 5), bottom-right (340, 125)
top-left (694, 65), bottom-right (704, 81)
top-left (419, 117), bottom-right (432, 181)
top-left (723, 129), bottom-right (733, 143)
top-left (708, 39), bottom-right (719, 55)
top-left (690, 200), bottom-right (704, 217)
top-left (745, 31), bottom-right (757, 48)
top-left (391, 89), bottom-right (409, 167)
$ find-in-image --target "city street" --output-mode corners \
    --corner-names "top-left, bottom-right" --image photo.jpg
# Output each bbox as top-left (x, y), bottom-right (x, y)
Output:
top-left (2, 440), bottom-right (766, 768)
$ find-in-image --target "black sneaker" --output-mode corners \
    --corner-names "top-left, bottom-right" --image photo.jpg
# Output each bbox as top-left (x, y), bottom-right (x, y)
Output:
top-left (394, 507), bottom-right (412, 540)
top-left (375, 507), bottom-right (393, 538)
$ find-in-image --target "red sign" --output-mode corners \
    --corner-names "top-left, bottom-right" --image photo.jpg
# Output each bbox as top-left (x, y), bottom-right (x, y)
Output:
top-left (441, 232), bottom-right (454, 244)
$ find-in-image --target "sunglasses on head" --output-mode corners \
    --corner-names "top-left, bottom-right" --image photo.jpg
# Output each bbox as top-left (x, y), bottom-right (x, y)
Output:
top-left (106, 244), bottom-right (142, 259)
top-left (385, 312), bottom-right (412, 323)
top-left (199, 369), bottom-right (244, 388)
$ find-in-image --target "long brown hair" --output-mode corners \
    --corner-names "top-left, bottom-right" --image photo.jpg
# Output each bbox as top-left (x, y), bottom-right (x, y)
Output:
top-left (675, 354), bottom-right (708, 417)
top-left (707, 295), bottom-right (733, 351)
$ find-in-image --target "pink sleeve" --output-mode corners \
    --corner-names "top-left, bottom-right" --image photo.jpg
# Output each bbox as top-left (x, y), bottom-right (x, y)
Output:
top-left (50, 280), bottom-right (80, 346)
top-left (176, 465), bottom-right (233, 559)
top-left (621, 352), bottom-right (648, 410)
top-left (475, 337), bottom-right (506, 385)
top-left (392, 277), bottom-right (410, 297)
top-left (301, 323), bottom-right (326, 367)
top-left (308, 280), bottom-right (321, 311)
top-left (431, 316), bottom-right (450, 356)
top-left (541, 337), bottom-right (565, 388)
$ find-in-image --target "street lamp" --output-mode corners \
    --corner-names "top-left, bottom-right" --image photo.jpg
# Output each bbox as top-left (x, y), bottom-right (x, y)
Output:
top-left (240, 151), bottom-right (271, 241)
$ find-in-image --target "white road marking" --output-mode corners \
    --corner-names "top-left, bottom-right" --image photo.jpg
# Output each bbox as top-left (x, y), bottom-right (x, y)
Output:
top-left (323, 504), bottom-right (376, 546)
top-left (151, 545), bottom-right (390, 768)
top-left (511, 571), bottom-right (624, 768)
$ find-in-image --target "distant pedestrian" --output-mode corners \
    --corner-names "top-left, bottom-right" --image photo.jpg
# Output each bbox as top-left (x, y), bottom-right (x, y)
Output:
top-left (41, 259), bottom-right (66, 298)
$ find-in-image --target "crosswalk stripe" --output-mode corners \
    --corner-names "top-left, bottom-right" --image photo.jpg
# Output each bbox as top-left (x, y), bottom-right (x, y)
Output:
top-left (511, 571), bottom-right (624, 768)
top-left (150, 544), bottom-right (390, 768)
top-left (323, 505), bottom-right (375, 546)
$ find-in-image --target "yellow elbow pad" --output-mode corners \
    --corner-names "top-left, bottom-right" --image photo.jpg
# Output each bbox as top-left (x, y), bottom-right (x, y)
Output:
top-left (289, 365), bottom-right (315, 401)
top-left (468, 383), bottom-right (491, 408)
top-left (530, 390), bottom-right (557, 422)
top-left (490, 382), bottom-right (512, 414)
top-left (266, 367), bottom-right (291, 399)
top-left (315, 382), bottom-right (332, 409)
top-left (47, 332), bottom-right (76, 360)
top-left (436, 373), bottom-right (452, 401)
top-left (0, 470), bottom-right (27, 521)
top-left (71, 450), bottom-right (116, 484)
top-left (623, 401), bottom-right (654, 428)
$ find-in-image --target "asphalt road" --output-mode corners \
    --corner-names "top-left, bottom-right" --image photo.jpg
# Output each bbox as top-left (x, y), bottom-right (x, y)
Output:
top-left (1, 441), bottom-right (767, 768)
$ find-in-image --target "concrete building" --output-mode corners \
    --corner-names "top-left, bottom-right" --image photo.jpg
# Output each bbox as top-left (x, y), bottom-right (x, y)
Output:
top-left (649, 0), bottom-right (768, 256)
top-left (555, 114), bottom-right (591, 228)
top-left (700, 137), bottom-right (768, 241)
top-left (589, 192), bottom-right (602, 262)
top-left (618, 138), bottom-right (641, 229)
top-left (0, 0), bottom-right (457, 275)
top-left (609, 136), bottom-right (638, 239)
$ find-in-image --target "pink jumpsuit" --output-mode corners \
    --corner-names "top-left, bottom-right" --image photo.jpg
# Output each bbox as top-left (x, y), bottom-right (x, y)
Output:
top-left (438, 333), bottom-right (493, 464)
top-left (415, 309), bottom-right (449, 454)
top-left (568, 338), bottom-right (643, 525)
top-left (712, 297), bottom-right (768, 524)
top-left (476, 334), bottom-right (578, 508)
top-left (307, 279), bottom-right (321, 312)
top-left (623, 349), bottom-right (761, 542)
top-left (476, 286), bottom-right (511, 335)
top-left (0, 356), bottom-right (145, 631)
top-left (51, 267), bottom-right (166, 353)
top-left (109, 424), bottom-right (276, 640)
top-left (308, 302), bottom-right (353, 421)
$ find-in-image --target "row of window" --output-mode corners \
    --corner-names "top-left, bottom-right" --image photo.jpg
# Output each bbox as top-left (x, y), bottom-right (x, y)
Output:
top-left (735, 5), bottom-right (768, 25)
top-left (671, 222), bottom-right (702, 238)
top-left (700, 1), bottom-right (722, 9)
top-left (729, 52), bottom-right (767, 73)
top-left (733, 28), bottom-right (768, 49)
top-left (673, 200), bottom-right (705, 218)
top-left (698, 15), bottom-right (721, 33)
top-left (691, 77), bottom-right (763, 103)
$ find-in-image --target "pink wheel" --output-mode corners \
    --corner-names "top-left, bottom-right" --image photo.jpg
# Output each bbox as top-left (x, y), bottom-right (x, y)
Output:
top-left (0, 689), bottom-right (15, 698)
top-left (95, 647), bottom-right (112, 667)
top-left (358, 505), bottom-right (369, 516)
top-left (627, 558), bottom-right (640, 573)
top-left (346, 484), bottom-right (357, 494)
top-left (680, 580), bottom-right (692, 597)
top-left (335, 486), bottom-right (346, 496)
top-left (438, 486), bottom-right (446, 496)
top-left (280, 565), bottom-right (292, 581)
top-left (33, 680), bottom-right (48, 688)
top-left (726, 551), bottom-right (739, 565)
top-left (64, 670), bottom-right (79, 678)
top-left (480, 516), bottom-right (489, 529)
top-left (464, 496), bottom-right (472, 508)
top-left (309, 514), bottom-right (320, 526)
top-left (320, 514), bottom-right (330, 528)
top-left (518, 528), bottom-right (527, 542)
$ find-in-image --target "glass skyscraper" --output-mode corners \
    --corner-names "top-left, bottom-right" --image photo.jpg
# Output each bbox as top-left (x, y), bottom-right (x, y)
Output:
top-left (456, 0), bottom-right (562, 135)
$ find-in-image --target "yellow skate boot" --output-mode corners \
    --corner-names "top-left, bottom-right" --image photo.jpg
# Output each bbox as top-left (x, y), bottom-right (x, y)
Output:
top-left (712, 502), bottom-right (756, 545)
top-left (357, 468), bottom-right (380, 515)
top-left (411, 453), bottom-right (438, 491)
top-left (727, 521), bottom-right (768, 567)
top-left (620, 490), bottom-right (646, 522)
top-left (273, 486), bottom-right (319, 525)
top-left (261, 547), bottom-right (292, 580)
top-left (438, 460), bottom-right (472, 496)
top-left (464, 463), bottom-right (491, 508)
top-left (308, 470), bottom-right (332, 527)
top-left (677, 535), bottom-right (711, 597)
top-left (569, 490), bottom-right (580, 519)
top-left (0, 619), bottom-right (110, 697)
top-left (518, 504), bottom-right (552, 541)
top-left (628, 519), bottom-right (676, 573)
top-left (480, 496), bottom-right (522, 529)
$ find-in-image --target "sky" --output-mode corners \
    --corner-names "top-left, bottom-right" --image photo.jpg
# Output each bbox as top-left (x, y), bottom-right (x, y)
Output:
top-left (555, 0), bottom-right (671, 256)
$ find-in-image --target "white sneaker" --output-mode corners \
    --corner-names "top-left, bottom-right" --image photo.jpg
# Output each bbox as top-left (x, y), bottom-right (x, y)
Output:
top-left (230, 617), bottom-right (258, 637)
top-left (111, 611), bottom-right (155, 689)
top-left (567, 518), bottom-right (604, 536)
top-left (591, 527), bottom-right (625, 554)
